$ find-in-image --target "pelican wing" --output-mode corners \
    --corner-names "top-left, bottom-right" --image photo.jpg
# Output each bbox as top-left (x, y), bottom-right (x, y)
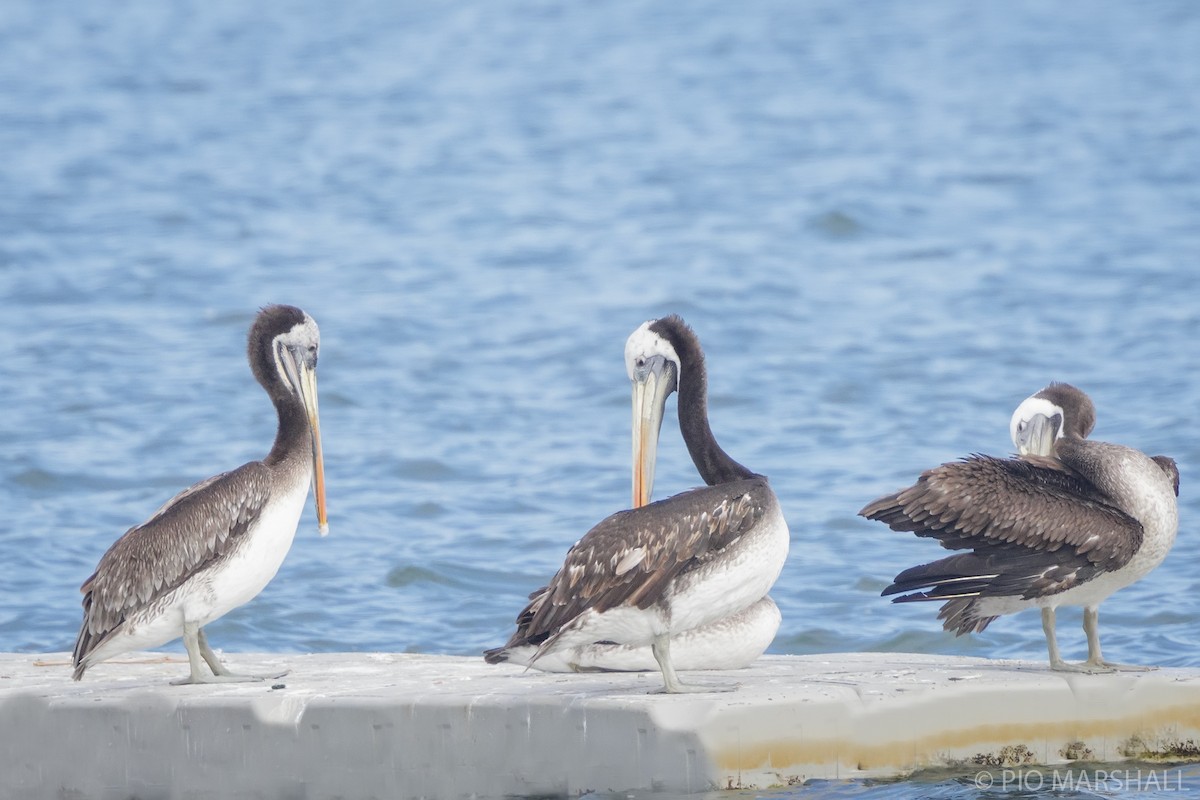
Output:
top-left (491, 478), bottom-right (769, 660)
top-left (73, 462), bottom-right (272, 664)
top-left (860, 454), bottom-right (1143, 572)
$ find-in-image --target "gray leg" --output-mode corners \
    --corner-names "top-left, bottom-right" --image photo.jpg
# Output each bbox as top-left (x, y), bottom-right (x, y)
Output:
top-left (649, 634), bottom-right (734, 694)
top-left (169, 622), bottom-right (287, 685)
top-left (169, 621), bottom-right (212, 685)
top-left (197, 628), bottom-right (234, 677)
top-left (1042, 607), bottom-right (1090, 673)
top-left (1083, 606), bottom-right (1152, 672)
top-left (1082, 606), bottom-right (1105, 666)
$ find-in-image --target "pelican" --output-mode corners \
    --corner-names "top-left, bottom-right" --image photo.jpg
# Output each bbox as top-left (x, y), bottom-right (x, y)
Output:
top-left (72, 304), bottom-right (328, 684)
top-left (485, 315), bottom-right (789, 691)
top-left (861, 382), bottom-right (1178, 672)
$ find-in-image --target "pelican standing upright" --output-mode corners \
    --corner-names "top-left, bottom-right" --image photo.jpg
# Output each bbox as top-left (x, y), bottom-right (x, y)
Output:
top-left (72, 304), bottom-right (328, 684)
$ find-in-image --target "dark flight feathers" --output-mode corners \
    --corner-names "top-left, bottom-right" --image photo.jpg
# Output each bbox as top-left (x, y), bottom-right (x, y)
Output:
top-left (859, 454), bottom-right (1150, 634)
top-left (862, 454), bottom-right (1144, 571)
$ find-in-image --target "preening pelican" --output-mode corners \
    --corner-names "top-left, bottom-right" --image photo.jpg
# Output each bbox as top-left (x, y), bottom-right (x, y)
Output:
top-left (861, 382), bottom-right (1178, 672)
top-left (486, 316), bottom-right (789, 691)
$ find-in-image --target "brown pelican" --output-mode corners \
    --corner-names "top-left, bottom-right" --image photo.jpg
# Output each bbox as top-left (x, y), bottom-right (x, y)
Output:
top-left (485, 315), bottom-right (789, 691)
top-left (861, 382), bottom-right (1178, 672)
top-left (72, 304), bottom-right (328, 684)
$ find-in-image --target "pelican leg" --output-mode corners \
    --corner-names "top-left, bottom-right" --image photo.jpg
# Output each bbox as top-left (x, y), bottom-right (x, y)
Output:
top-left (1082, 607), bottom-right (1152, 672)
top-left (170, 622), bottom-right (286, 685)
top-left (649, 634), bottom-right (734, 694)
top-left (197, 628), bottom-right (236, 677)
top-left (1042, 608), bottom-right (1093, 673)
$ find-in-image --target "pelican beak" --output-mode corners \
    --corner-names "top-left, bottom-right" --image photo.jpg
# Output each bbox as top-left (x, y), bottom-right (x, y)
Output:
top-left (1015, 412), bottom-right (1060, 457)
top-left (282, 345), bottom-right (328, 536)
top-left (300, 363), bottom-right (328, 536)
top-left (631, 355), bottom-right (677, 508)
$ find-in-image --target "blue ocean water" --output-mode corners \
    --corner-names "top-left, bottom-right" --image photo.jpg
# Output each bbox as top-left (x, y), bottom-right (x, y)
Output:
top-left (2, 1), bottom-right (1199, 797)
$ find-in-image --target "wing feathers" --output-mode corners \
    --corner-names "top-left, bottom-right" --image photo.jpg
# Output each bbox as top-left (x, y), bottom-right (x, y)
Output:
top-left (861, 455), bottom-right (1143, 571)
top-left (73, 462), bottom-right (272, 669)
top-left (491, 478), bottom-right (770, 661)
top-left (863, 454), bottom-right (1144, 614)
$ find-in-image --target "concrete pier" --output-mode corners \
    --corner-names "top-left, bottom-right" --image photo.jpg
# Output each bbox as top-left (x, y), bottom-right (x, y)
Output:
top-left (3, 651), bottom-right (1200, 798)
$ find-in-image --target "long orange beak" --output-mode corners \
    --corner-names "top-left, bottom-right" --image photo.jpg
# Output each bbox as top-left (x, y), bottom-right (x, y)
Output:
top-left (298, 363), bottom-right (329, 535)
top-left (631, 356), bottom-right (673, 509)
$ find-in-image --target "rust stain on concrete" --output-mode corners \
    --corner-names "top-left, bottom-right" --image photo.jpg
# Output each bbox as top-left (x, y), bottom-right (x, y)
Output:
top-left (714, 696), bottom-right (1200, 774)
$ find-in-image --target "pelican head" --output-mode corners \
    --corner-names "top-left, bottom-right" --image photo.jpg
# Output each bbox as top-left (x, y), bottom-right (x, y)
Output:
top-left (251, 305), bottom-right (329, 536)
top-left (625, 320), bottom-right (681, 508)
top-left (1010, 382), bottom-right (1096, 457)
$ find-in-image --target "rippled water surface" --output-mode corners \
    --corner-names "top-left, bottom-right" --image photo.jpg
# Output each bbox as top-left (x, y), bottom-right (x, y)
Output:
top-left (2, 1), bottom-right (1199, 797)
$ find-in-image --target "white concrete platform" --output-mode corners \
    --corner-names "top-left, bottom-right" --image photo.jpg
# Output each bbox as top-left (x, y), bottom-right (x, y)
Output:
top-left (3, 651), bottom-right (1200, 799)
